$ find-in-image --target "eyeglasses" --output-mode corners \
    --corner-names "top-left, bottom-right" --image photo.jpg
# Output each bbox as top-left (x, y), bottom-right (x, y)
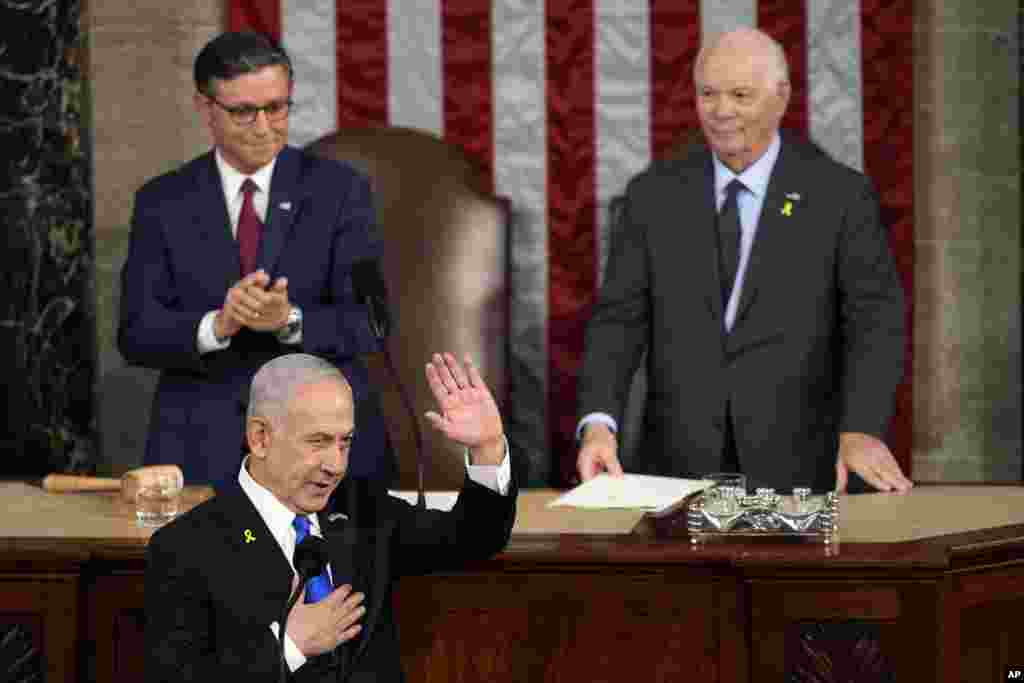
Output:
top-left (206, 95), bottom-right (293, 125)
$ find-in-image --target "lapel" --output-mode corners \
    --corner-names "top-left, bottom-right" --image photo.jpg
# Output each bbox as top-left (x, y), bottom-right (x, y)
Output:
top-left (212, 483), bottom-right (295, 621)
top-left (319, 480), bottom-right (392, 667)
top-left (695, 154), bottom-right (726, 325)
top-left (729, 138), bottom-right (807, 337)
top-left (189, 152), bottom-right (243, 293)
top-left (260, 146), bottom-right (307, 278)
top-left (672, 152), bottom-right (724, 326)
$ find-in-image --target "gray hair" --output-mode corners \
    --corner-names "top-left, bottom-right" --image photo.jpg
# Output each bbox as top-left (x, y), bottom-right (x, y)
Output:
top-left (694, 28), bottom-right (790, 88)
top-left (247, 354), bottom-right (349, 425)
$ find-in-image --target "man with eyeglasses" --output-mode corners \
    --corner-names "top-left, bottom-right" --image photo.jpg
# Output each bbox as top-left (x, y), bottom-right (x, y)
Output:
top-left (118, 31), bottom-right (395, 489)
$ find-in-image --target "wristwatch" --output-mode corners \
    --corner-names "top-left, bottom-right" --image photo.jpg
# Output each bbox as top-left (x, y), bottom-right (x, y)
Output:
top-left (277, 305), bottom-right (303, 341)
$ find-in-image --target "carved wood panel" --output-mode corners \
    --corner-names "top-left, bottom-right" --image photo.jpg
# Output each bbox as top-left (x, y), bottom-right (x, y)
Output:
top-left (397, 569), bottom-right (721, 683)
top-left (0, 575), bottom-right (78, 682)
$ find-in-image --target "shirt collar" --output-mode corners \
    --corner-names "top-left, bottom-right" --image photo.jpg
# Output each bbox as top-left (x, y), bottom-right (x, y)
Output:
top-left (238, 455), bottom-right (322, 540)
top-left (712, 132), bottom-right (781, 200)
top-left (215, 149), bottom-right (277, 200)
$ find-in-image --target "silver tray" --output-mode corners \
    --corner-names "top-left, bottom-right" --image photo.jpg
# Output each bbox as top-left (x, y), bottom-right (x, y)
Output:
top-left (686, 487), bottom-right (839, 544)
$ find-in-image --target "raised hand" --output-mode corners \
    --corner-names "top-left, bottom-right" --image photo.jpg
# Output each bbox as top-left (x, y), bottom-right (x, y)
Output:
top-left (423, 352), bottom-right (504, 465)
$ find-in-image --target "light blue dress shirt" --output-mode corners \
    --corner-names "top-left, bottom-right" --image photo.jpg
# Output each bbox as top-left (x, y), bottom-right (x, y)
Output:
top-left (713, 133), bottom-right (781, 331)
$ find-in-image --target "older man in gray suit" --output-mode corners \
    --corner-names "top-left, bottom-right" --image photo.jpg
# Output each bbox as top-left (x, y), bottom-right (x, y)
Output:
top-left (576, 28), bottom-right (912, 494)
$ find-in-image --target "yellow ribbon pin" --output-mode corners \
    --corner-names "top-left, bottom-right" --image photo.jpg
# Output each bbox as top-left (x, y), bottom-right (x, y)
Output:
top-left (781, 201), bottom-right (794, 217)
top-left (243, 529), bottom-right (256, 544)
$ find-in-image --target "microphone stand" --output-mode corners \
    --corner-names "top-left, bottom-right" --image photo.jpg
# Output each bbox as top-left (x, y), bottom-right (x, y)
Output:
top-left (365, 292), bottom-right (426, 511)
top-left (279, 536), bottom-right (329, 682)
top-left (379, 339), bottom-right (426, 510)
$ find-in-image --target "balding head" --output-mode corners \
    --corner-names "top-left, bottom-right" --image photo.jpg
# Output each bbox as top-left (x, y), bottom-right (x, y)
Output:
top-left (693, 28), bottom-right (791, 172)
top-left (694, 28), bottom-right (790, 88)
top-left (246, 354), bottom-right (355, 514)
top-left (247, 353), bottom-right (350, 427)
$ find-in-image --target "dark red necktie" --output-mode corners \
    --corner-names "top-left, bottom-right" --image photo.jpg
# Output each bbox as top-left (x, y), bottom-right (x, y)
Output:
top-left (238, 178), bottom-right (263, 276)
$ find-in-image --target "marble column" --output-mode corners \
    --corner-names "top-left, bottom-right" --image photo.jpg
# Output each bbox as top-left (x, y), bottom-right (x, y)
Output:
top-left (0, 0), bottom-right (93, 477)
top-left (912, 2), bottom-right (1022, 482)
top-left (90, 0), bottom-right (223, 475)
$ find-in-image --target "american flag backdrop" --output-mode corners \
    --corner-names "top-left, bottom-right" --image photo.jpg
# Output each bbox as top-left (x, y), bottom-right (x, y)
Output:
top-left (228, 0), bottom-right (914, 487)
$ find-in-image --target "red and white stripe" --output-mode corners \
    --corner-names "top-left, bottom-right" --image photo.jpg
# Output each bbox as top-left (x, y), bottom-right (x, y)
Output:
top-left (229, 0), bottom-right (913, 486)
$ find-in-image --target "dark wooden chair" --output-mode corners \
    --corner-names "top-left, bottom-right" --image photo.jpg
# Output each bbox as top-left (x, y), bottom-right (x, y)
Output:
top-left (307, 127), bottom-right (508, 490)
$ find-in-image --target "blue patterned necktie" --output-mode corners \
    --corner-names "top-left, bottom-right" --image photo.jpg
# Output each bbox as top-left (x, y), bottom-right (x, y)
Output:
top-left (292, 515), bottom-right (333, 603)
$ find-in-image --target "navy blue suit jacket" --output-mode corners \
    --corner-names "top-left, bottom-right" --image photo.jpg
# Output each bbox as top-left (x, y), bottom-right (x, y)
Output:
top-left (118, 146), bottom-right (394, 486)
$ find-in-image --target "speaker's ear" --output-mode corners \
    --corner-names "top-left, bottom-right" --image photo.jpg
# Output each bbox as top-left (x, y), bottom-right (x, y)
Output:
top-left (246, 416), bottom-right (273, 458)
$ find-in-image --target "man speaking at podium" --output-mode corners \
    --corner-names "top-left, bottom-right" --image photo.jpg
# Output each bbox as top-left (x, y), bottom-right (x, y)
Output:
top-left (145, 352), bottom-right (514, 681)
top-left (576, 28), bottom-right (912, 494)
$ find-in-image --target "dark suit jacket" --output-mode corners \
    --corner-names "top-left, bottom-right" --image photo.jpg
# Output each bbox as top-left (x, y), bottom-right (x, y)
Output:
top-left (145, 474), bottom-right (516, 682)
top-left (118, 146), bottom-right (393, 486)
top-left (578, 133), bottom-right (905, 491)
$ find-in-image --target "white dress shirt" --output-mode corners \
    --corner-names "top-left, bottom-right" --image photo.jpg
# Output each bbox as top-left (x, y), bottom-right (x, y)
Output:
top-left (196, 151), bottom-right (301, 352)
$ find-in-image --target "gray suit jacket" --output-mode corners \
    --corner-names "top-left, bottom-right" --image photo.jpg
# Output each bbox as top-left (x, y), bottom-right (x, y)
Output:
top-left (578, 133), bottom-right (905, 491)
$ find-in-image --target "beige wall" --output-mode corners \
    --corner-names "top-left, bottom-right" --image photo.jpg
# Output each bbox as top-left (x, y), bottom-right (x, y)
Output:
top-left (89, 1), bottom-right (1022, 481)
top-left (913, 2), bottom-right (1021, 481)
top-left (91, 1), bottom-right (224, 473)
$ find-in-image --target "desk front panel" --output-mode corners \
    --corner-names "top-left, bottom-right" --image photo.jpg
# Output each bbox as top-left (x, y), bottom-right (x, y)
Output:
top-left (2, 483), bottom-right (1023, 681)
top-left (397, 567), bottom-right (724, 683)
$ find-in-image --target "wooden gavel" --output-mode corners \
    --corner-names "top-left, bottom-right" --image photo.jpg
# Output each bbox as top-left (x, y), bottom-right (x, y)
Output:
top-left (42, 465), bottom-right (184, 502)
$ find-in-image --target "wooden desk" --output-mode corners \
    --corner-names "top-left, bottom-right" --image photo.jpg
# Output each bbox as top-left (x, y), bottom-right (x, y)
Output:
top-left (1, 482), bottom-right (1022, 682)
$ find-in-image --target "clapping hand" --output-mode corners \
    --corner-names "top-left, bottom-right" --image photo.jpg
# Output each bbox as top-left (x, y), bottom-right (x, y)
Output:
top-left (215, 270), bottom-right (292, 338)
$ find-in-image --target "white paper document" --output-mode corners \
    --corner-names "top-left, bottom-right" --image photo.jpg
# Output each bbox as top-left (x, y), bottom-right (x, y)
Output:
top-left (548, 474), bottom-right (710, 514)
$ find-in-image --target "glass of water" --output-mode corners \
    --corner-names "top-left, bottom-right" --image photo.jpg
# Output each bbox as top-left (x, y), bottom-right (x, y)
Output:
top-left (135, 472), bottom-right (183, 527)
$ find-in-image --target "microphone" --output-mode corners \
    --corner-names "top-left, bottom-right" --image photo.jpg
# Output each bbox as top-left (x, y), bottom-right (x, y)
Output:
top-left (351, 259), bottom-right (426, 510)
top-left (294, 535), bottom-right (330, 579)
top-left (278, 536), bottom-right (330, 682)
top-left (352, 258), bottom-right (391, 339)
